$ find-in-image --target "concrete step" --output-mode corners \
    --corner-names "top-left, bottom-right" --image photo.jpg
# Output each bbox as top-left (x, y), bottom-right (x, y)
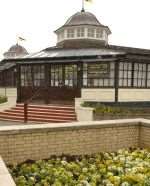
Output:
top-left (0, 114), bottom-right (75, 123)
top-left (11, 107), bottom-right (75, 114)
top-left (5, 109), bottom-right (76, 117)
top-left (16, 104), bottom-right (75, 111)
top-left (0, 103), bottom-right (77, 123)
top-left (0, 111), bottom-right (76, 120)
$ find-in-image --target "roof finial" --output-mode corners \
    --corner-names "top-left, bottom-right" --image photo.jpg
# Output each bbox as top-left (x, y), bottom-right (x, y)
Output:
top-left (81, 0), bottom-right (85, 12)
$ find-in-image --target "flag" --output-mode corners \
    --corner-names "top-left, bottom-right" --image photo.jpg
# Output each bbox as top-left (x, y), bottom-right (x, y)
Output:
top-left (18, 36), bottom-right (26, 41)
top-left (85, 0), bottom-right (92, 2)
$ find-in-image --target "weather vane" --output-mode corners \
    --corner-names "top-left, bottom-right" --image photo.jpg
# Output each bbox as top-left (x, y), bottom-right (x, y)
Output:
top-left (16, 35), bottom-right (26, 45)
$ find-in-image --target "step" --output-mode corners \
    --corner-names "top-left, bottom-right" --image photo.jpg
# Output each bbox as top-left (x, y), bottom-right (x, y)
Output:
top-left (0, 112), bottom-right (76, 120)
top-left (0, 117), bottom-right (25, 123)
top-left (0, 117), bottom-right (65, 123)
top-left (0, 102), bottom-right (77, 123)
top-left (17, 103), bottom-right (74, 108)
top-left (0, 117), bottom-right (41, 124)
top-left (11, 107), bottom-right (75, 114)
top-left (5, 109), bottom-right (76, 117)
top-left (0, 114), bottom-right (75, 123)
top-left (16, 104), bottom-right (75, 111)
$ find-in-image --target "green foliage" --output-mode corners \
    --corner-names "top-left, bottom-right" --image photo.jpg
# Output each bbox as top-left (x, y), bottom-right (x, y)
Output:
top-left (0, 95), bottom-right (7, 104)
top-left (81, 102), bottom-right (150, 115)
top-left (9, 149), bottom-right (150, 186)
top-left (81, 102), bottom-right (126, 114)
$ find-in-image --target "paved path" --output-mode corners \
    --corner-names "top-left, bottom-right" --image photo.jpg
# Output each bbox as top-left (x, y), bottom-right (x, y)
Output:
top-left (0, 121), bottom-right (26, 126)
top-left (0, 120), bottom-right (44, 126)
top-left (0, 88), bottom-right (17, 112)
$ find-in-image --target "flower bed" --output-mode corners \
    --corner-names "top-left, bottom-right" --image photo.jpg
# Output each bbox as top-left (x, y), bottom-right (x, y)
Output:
top-left (81, 102), bottom-right (150, 120)
top-left (0, 95), bottom-right (7, 104)
top-left (9, 149), bottom-right (150, 186)
top-left (81, 102), bottom-right (150, 115)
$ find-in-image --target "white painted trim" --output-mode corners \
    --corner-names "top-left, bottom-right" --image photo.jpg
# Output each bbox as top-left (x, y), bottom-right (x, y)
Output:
top-left (81, 88), bottom-right (115, 102)
top-left (0, 156), bottom-right (16, 186)
top-left (76, 106), bottom-right (94, 121)
top-left (56, 25), bottom-right (108, 43)
top-left (119, 89), bottom-right (150, 102)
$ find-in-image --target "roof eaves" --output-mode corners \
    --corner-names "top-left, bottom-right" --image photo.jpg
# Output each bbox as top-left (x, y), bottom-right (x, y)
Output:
top-left (55, 24), bottom-right (109, 33)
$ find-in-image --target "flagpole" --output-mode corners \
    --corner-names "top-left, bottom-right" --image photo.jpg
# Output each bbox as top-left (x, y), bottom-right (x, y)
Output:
top-left (81, 0), bottom-right (85, 12)
top-left (16, 35), bottom-right (19, 45)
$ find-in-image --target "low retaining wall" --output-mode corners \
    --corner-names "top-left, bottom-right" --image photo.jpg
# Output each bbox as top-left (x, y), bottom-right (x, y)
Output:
top-left (76, 106), bottom-right (94, 121)
top-left (0, 157), bottom-right (16, 186)
top-left (140, 121), bottom-right (150, 148)
top-left (0, 119), bottom-right (149, 164)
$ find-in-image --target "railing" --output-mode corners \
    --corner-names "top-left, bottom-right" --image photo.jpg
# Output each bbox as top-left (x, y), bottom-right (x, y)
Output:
top-left (24, 88), bottom-right (42, 123)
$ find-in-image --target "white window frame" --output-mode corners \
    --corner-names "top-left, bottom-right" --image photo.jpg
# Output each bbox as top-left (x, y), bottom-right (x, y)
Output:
top-left (60, 31), bottom-right (64, 40)
top-left (77, 27), bottom-right (85, 38)
top-left (67, 29), bottom-right (74, 38)
top-left (96, 29), bottom-right (102, 38)
top-left (88, 28), bottom-right (95, 38)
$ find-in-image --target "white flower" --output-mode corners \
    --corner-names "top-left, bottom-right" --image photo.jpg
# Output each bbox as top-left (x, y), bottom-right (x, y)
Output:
top-left (81, 180), bottom-right (90, 186)
top-left (121, 182), bottom-right (130, 186)
top-left (107, 172), bottom-right (114, 177)
top-left (117, 167), bottom-right (124, 174)
top-left (82, 168), bottom-right (88, 173)
top-left (125, 168), bottom-right (132, 173)
top-left (103, 179), bottom-right (111, 184)
top-left (61, 160), bottom-right (67, 166)
top-left (126, 156), bottom-right (133, 161)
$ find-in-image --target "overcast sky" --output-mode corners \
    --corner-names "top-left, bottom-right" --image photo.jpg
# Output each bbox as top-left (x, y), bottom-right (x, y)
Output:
top-left (0, 0), bottom-right (150, 58)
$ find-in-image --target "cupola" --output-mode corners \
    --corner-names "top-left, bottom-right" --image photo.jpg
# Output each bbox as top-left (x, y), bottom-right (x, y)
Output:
top-left (55, 10), bottom-right (111, 48)
top-left (3, 43), bottom-right (28, 58)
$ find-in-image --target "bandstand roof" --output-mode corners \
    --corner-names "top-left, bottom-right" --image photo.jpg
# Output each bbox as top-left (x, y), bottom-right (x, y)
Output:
top-left (0, 62), bottom-right (15, 71)
top-left (20, 48), bottom-right (124, 60)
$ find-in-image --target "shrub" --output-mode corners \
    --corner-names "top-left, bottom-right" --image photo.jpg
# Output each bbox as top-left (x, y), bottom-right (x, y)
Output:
top-left (81, 102), bottom-right (126, 114)
top-left (81, 102), bottom-right (150, 115)
top-left (0, 95), bottom-right (8, 104)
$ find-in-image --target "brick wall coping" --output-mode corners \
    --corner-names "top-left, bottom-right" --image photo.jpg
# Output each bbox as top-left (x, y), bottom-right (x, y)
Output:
top-left (0, 156), bottom-right (16, 186)
top-left (0, 118), bottom-right (149, 135)
top-left (140, 118), bottom-right (150, 127)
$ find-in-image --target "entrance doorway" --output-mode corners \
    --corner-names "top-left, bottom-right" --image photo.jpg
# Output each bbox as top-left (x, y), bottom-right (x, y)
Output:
top-left (48, 64), bottom-right (81, 103)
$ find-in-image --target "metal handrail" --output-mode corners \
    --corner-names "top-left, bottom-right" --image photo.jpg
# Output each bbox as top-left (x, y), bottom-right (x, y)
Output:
top-left (23, 88), bottom-right (43, 123)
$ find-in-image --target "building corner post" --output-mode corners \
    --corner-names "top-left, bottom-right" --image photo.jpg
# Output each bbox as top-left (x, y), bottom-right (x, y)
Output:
top-left (114, 60), bottom-right (119, 103)
top-left (44, 63), bottom-right (50, 104)
top-left (16, 64), bottom-right (21, 103)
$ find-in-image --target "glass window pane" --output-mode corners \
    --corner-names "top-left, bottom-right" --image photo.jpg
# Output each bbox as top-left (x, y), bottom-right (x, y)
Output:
top-left (119, 62), bottom-right (132, 87)
top-left (133, 63), bottom-right (146, 87)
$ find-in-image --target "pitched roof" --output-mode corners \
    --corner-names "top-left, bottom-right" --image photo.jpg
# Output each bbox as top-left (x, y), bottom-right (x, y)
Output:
top-left (108, 45), bottom-right (150, 55)
top-left (0, 62), bottom-right (15, 71)
top-left (19, 48), bottom-right (124, 59)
